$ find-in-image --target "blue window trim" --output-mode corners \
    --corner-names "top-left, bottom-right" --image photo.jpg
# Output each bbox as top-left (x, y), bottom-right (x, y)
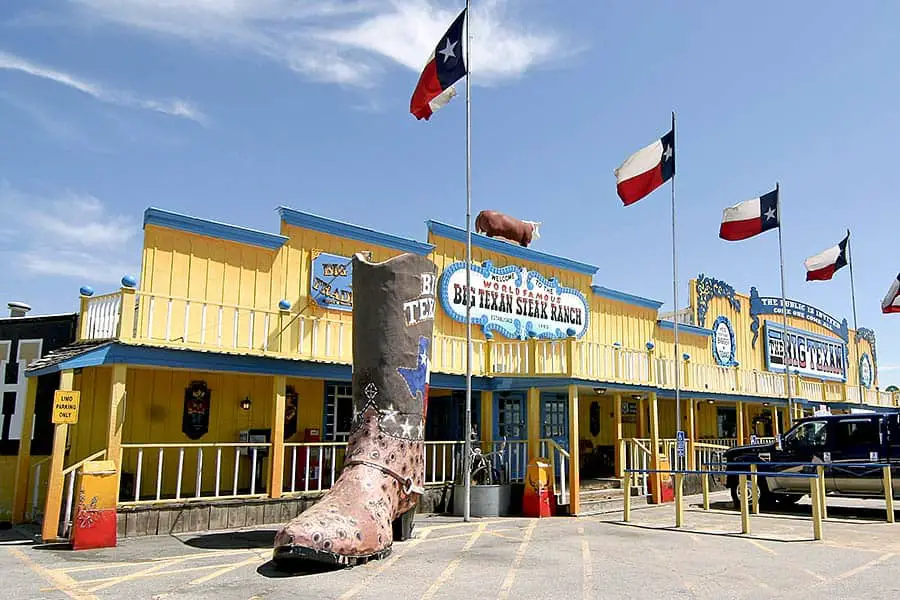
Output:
top-left (143, 207), bottom-right (289, 250)
top-left (426, 220), bottom-right (599, 276)
top-left (592, 286), bottom-right (664, 311)
top-left (657, 319), bottom-right (714, 338)
top-left (279, 207), bottom-right (434, 256)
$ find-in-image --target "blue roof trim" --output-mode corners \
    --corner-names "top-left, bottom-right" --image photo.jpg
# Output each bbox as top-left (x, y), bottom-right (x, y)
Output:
top-left (658, 320), bottom-right (714, 337)
top-left (592, 286), bottom-right (664, 310)
top-left (426, 220), bottom-right (599, 276)
top-left (279, 207), bottom-right (434, 256)
top-left (144, 207), bottom-right (288, 250)
top-left (26, 345), bottom-right (112, 377)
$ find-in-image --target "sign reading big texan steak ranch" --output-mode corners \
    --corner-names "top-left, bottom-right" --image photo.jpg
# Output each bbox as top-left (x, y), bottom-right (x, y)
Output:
top-left (764, 321), bottom-right (847, 382)
top-left (438, 260), bottom-right (589, 340)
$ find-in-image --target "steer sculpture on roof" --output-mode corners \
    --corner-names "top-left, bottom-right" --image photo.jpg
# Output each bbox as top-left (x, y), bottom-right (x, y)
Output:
top-left (475, 210), bottom-right (541, 248)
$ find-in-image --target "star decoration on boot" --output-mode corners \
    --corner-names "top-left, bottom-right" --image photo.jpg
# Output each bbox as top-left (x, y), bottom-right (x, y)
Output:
top-left (397, 337), bottom-right (429, 400)
top-left (381, 404), bottom-right (399, 424)
top-left (400, 418), bottom-right (414, 437)
top-left (416, 421), bottom-right (424, 439)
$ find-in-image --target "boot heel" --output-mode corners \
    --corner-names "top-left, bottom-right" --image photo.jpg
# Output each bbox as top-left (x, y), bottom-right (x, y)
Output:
top-left (392, 506), bottom-right (417, 541)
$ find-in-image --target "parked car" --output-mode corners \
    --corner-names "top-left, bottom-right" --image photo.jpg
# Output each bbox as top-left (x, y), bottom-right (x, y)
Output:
top-left (724, 412), bottom-right (900, 509)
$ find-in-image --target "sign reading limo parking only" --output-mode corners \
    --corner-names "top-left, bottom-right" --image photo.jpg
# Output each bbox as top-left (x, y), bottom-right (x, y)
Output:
top-left (52, 390), bottom-right (81, 424)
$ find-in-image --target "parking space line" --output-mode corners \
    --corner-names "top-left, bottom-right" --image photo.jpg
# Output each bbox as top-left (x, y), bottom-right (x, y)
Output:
top-left (834, 553), bottom-right (894, 581)
top-left (337, 529), bottom-right (433, 600)
top-left (7, 547), bottom-right (98, 600)
top-left (421, 522), bottom-right (486, 600)
top-left (744, 538), bottom-right (777, 556)
top-left (497, 520), bottom-right (537, 600)
top-left (189, 552), bottom-right (268, 585)
top-left (579, 527), bottom-right (592, 600)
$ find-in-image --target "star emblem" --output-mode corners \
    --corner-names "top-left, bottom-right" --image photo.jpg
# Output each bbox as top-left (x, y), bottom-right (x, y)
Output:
top-left (662, 145), bottom-right (673, 162)
top-left (416, 422), bottom-right (424, 438)
top-left (764, 206), bottom-right (776, 221)
top-left (364, 383), bottom-right (378, 400)
top-left (438, 38), bottom-right (458, 62)
top-left (381, 404), bottom-right (399, 424)
top-left (400, 418), bottom-right (414, 437)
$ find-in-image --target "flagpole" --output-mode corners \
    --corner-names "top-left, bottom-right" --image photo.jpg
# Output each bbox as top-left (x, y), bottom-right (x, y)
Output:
top-left (847, 229), bottom-right (862, 394)
top-left (670, 110), bottom-right (682, 470)
top-left (775, 182), bottom-right (794, 424)
top-left (463, 0), bottom-right (473, 523)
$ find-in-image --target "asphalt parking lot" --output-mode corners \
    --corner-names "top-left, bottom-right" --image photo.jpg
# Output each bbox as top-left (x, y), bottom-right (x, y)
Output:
top-left (5, 491), bottom-right (900, 600)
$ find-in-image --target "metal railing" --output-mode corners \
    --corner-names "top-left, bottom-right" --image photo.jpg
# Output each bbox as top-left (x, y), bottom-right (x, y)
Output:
top-left (539, 439), bottom-right (570, 505)
top-left (59, 450), bottom-right (107, 539)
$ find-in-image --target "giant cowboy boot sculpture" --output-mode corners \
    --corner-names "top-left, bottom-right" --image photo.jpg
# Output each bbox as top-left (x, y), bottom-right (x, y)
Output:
top-left (273, 252), bottom-right (436, 567)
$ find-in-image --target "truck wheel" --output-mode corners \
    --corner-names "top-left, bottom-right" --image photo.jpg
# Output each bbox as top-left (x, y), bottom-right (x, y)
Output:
top-left (730, 479), bottom-right (776, 510)
top-left (776, 494), bottom-right (803, 506)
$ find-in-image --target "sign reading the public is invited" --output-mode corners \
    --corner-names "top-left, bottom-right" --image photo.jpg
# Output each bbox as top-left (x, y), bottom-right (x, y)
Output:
top-left (52, 390), bottom-right (81, 424)
top-left (764, 320), bottom-right (847, 382)
top-left (438, 260), bottom-right (589, 340)
top-left (310, 251), bottom-right (353, 311)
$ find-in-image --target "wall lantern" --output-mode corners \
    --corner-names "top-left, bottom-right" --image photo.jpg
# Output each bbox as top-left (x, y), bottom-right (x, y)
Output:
top-left (240, 396), bottom-right (252, 411)
top-left (593, 387), bottom-right (606, 395)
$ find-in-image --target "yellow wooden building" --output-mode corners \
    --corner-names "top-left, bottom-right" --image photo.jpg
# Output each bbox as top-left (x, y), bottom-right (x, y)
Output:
top-left (8, 205), bottom-right (896, 539)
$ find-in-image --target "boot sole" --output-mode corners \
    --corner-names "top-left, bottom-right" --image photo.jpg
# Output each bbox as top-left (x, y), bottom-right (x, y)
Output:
top-left (273, 544), bottom-right (393, 569)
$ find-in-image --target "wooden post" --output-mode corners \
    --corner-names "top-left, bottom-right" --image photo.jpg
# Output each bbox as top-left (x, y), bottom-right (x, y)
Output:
top-left (810, 474), bottom-right (823, 540)
top-left (480, 391), bottom-right (493, 444)
top-left (78, 295), bottom-right (91, 340)
top-left (687, 399), bottom-right (696, 469)
top-left (11, 376), bottom-right (40, 523)
top-left (565, 336), bottom-right (576, 377)
top-left (637, 396), bottom-right (647, 438)
top-left (107, 365), bottom-right (127, 476)
top-left (817, 464), bottom-right (827, 520)
top-left (278, 308), bottom-right (291, 355)
top-left (674, 472), bottom-right (684, 527)
top-left (568, 384), bottom-right (581, 516)
top-left (527, 388), bottom-right (541, 462)
top-left (736, 401), bottom-right (746, 445)
top-left (42, 370), bottom-right (74, 542)
top-left (614, 393), bottom-right (624, 477)
top-left (739, 474), bottom-right (750, 534)
top-left (623, 471), bottom-right (632, 522)
top-left (883, 466), bottom-right (895, 523)
top-left (648, 392), bottom-right (661, 503)
top-left (702, 473), bottom-right (710, 511)
top-left (268, 375), bottom-right (286, 499)
top-left (750, 463), bottom-right (760, 515)
top-left (118, 286), bottom-right (136, 341)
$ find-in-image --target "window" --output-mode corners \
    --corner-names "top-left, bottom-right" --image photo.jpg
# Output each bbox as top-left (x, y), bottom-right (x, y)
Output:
top-left (785, 420), bottom-right (829, 448)
top-left (497, 392), bottom-right (525, 440)
top-left (834, 418), bottom-right (880, 448)
top-left (542, 393), bottom-right (567, 439)
top-left (324, 383), bottom-right (353, 442)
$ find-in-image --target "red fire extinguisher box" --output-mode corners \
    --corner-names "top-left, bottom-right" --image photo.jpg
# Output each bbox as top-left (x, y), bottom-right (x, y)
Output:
top-left (294, 428), bottom-right (321, 489)
top-left (72, 460), bottom-right (118, 550)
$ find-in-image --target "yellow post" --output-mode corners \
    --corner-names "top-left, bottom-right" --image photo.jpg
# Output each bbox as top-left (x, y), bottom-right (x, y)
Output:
top-left (42, 370), bottom-right (75, 542)
top-left (687, 398), bottom-right (696, 469)
top-left (565, 337), bottom-right (576, 377)
top-left (648, 392), bottom-right (661, 503)
top-left (816, 464), bottom-right (827, 520)
top-left (637, 396), bottom-right (647, 438)
top-left (527, 338), bottom-right (538, 376)
top-left (568, 384), bottom-right (581, 516)
top-left (739, 474), bottom-right (750, 534)
top-left (527, 388), bottom-right (541, 462)
top-left (623, 471), bottom-right (632, 522)
top-left (702, 472), bottom-right (710, 511)
top-left (772, 406), bottom-right (780, 438)
top-left (278, 308), bottom-right (291, 355)
top-left (883, 466), bottom-right (895, 524)
top-left (614, 393), bottom-right (624, 477)
top-left (736, 401), bottom-right (746, 445)
top-left (480, 391), bottom-right (493, 444)
top-left (107, 364), bottom-right (127, 477)
top-left (11, 376), bottom-right (39, 523)
top-left (78, 295), bottom-right (91, 340)
top-left (484, 338), bottom-right (493, 376)
top-left (750, 464), bottom-right (760, 515)
top-left (269, 375), bottom-right (286, 499)
top-left (810, 474), bottom-right (823, 540)
top-left (118, 286), bottom-right (136, 341)
top-left (674, 472), bottom-right (684, 527)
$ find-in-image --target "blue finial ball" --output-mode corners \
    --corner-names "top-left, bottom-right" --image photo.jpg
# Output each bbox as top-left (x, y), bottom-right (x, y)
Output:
top-left (613, 341), bottom-right (622, 348)
top-left (278, 299), bottom-right (291, 311)
top-left (80, 285), bottom-right (95, 297)
top-left (485, 331), bottom-right (494, 340)
top-left (683, 353), bottom-right (691, 361)
top-left (566, 327), bottom-right (576, 337)
top-left (646, 341), bottom-right (655, 351)
top-left (121, 275), bottom-right (137, 288)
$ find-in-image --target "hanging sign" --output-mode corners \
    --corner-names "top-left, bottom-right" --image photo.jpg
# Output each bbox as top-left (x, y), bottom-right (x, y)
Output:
top-left (310, 251), bottom-right (353, 311)
top-left (764, 321), bottom-right (847, 382)
top-left (859, 353), bottom-right (874, 389)
top-left (52, 390), bottom-right (81, 424)
top-left (750, 287), bottom-right (849, 348)
top-left (182, 381), bottom-right (211, 440)
top-left (712, 315), bottom-right (738, 367)
top-left (438, 260), bottom-right (589, 340)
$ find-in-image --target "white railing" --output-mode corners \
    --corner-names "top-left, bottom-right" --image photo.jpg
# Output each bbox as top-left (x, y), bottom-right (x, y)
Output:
top-left (535, 340), bottom-right (568, 375)
top-left (575, 343), bottom-right (650, 383)
top-left (283, 442), bottom-right (347, 494)
top-left (484, 439), bottom-right (528, 483)
top-left (655, 358), bottom-right (677, 389)
top-left (698, 437), bottom-right (739, 448)
top-left (120, 442), bottom-right (272, 505)
top-left (491, 342), bottom-right (529, 375)
top-left (433, 336), bottom-right (486, 375)
top-left (539, 438), bottom-right (570, 505)
top-left (26, 457), bottom-right (50, 523)
top-left (687, 363), bottom-right (736, 393)
top-left (426, 441), bottom-right (465, 485)
top-left (82, 293), bottom-right (123, 340)
top-left (693, 442), bottom-right (729, 472)
top-left (59, 450), bottom-right (107, 539)
top-left (622, 438), bottom-right (652, 496)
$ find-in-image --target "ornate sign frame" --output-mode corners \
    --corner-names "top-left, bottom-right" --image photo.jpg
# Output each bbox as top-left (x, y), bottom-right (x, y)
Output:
top-left (750, 287), bottom-right (849, 348)
top-left (310, 250), bottom-right (353, 311)
top-left (763, 321), bottom-right (847, 382)
top-left (859, 353), bottom-right (874, 389)
top-left (712, 315), bottom-right (738, 367)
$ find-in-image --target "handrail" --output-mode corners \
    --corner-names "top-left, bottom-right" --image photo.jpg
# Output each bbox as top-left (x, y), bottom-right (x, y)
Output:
top-left (121, 442), bottom-right (271, 449)
top-left (541, 438), bottom-right (570, 459)
top-left (62, 449), bottom-right (107, 476)
top-left (133, 290), bottom-right (346, 319)
top-left (693, 442), bottom-right (730, 450)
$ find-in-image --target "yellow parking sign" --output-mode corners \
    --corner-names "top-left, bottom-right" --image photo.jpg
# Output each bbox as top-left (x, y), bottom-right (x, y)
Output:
top-left (52, 390), bottom-right (81, 424)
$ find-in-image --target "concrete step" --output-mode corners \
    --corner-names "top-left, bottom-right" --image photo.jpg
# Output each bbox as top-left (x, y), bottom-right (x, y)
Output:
top-left (580, 478), bottom-right (623, 491)
top-left (576, 493), bottom-right (649, 516)
top-left (579, 488), bottom-right (625, 502)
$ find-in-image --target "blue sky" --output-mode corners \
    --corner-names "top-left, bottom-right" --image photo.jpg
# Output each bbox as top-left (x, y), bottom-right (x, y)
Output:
top-left (1, 1), bottom-right (899, 385)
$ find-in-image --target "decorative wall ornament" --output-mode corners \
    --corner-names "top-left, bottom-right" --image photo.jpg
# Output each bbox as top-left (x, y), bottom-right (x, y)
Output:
top-left (285, 385), bottom-right (299, 439)
top-left (182, 380), bottom-right (211, 440)
top-left (855, 327), bottom-right (877, 383)
top-left (749, 287), bottom-right (849, 348)
top-left (763, 321), bottom-right (847, 382)
top-left (712, 315), bottom-right (738, 367)
top-left (310, 251), bottom-right (353, 311)
top-left (695, 274), bottom-right (740, 328)
top-left (438, 260), bottom-right (589, 340)
top-left (859, 353), bottom-right (874, 389)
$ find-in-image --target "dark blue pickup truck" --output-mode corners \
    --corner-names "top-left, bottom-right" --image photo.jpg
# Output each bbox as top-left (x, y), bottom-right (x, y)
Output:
top-left (724, 412), bottom-right (900, 509)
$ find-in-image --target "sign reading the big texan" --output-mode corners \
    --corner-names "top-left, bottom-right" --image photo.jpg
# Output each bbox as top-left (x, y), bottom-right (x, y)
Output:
top-left (310, 251), bottom-right (353, 311)
top-left (438, 260), bottom-right (589, 340)
top-left (764, 320), bottom-right (847, 382)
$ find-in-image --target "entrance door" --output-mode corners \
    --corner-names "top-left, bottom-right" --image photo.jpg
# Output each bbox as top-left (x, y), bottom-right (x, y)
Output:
top-left (541, 392), bottom-right (569, 451)
top-left (494, 391), bottom-right (527, 480)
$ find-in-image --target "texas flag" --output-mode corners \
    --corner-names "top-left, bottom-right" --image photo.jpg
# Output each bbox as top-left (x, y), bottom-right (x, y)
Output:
top-left (882, 274), bottom-right (900, 314)
top-left (410, 9), bottom-right (467, 121)
top-left (804, 232), bottom-right (849, 281)
top-left (615, 128), bottom-right (675, 206)
top-left (719, 188), bottom-right (780, 241)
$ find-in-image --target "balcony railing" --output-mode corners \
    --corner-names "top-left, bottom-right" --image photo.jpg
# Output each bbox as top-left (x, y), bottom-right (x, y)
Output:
top-left (80, 288), bottom-right (899, 408)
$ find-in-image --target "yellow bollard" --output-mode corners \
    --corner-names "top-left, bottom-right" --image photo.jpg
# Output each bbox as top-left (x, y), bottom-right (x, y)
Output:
top-left (810, 475), bottom-right (823, 540)
top-left (883, 466), bottom-right (895, 524)
top-left (739, 474), bottom-right (750, 534)
top-left (816, 465), bottom-right (827, 520)
top-left (750, 464), bottom-right (760, 515)
top-left (702, 472), bottom-right (710, 511)
top-left (674, 472), bottom-right (684, 527)
top-left (623, 471), bottom-right (632, 522)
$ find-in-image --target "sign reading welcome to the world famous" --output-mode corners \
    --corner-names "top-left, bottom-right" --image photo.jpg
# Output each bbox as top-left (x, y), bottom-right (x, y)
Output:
top-left (310, 251), bottom-right (353, 311)
top-left (438, 260), bottom-right (589, 340)
top-left (764, 320), bottom-right (847, 382)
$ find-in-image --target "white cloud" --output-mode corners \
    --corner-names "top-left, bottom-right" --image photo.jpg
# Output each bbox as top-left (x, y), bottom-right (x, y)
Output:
top-left (0, 182), bottom-right (140, 286)
top-left (66, 0), bottom-right (565, 87)
top-left (0, 50), bottom-right (207, 124)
